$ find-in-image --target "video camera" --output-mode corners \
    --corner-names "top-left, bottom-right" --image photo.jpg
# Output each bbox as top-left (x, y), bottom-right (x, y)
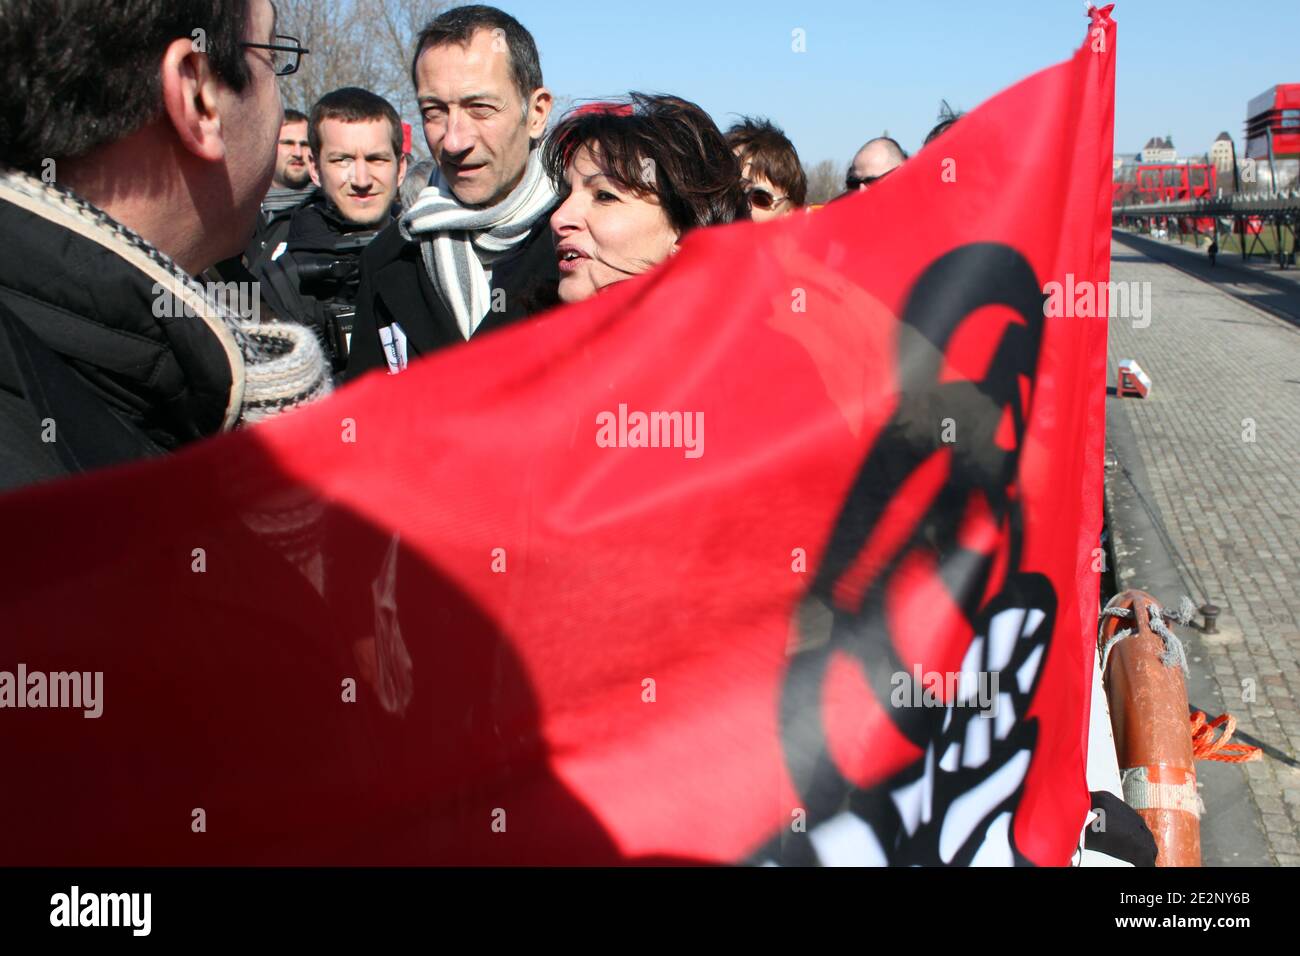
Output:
top-left (293, 230), bottom-right (380, 371)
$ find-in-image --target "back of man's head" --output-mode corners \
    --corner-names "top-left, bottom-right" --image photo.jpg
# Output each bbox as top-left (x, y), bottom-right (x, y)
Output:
top-left (856, 137), bottom-right (908, 168)
top-left (923, 100), bottom-right (964, 147)
top-left (726, 117), bottom-right (807, 208)
top-left (400, 159), bottom-right (436, 211)
top-left (0, 0), bottom-right (284, 274)
top-left (410, 5), bottom-right (543, 107)
top-left (0, 0), bottom-right (254, 171)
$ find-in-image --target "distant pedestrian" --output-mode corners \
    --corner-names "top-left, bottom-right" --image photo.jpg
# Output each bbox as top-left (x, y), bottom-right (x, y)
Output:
top-left (1208, 237), bottom-right (1218, 267)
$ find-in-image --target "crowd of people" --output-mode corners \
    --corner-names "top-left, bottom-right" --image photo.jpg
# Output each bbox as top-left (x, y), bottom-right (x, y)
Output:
top-left (0, 1), bottom-right (959, 492)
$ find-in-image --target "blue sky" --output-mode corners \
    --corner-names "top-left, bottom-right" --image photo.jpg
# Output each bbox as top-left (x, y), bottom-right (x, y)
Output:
top-left (499, 0), bottom-right (1300, 167)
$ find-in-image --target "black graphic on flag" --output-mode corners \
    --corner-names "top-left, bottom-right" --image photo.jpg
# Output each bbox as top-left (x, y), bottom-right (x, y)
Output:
top-left (770, 244), bottom-right (1060, 866)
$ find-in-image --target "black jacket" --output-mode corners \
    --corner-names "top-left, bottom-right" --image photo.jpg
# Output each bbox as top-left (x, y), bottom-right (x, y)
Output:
top-left (243, 187), bottom-right (310, 266)
top-left (0, 173), bottom-right (242, 494)
top-left (345, 209), bottom-right (559, 380)
top-left (250, 189), bottom-right (390, 374)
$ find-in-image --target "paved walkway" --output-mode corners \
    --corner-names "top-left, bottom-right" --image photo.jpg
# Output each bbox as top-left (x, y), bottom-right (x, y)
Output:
top-left (1106, 234), bottom-right (1300, 866)
top-left (1115, 227), bottom-right (1300, 327)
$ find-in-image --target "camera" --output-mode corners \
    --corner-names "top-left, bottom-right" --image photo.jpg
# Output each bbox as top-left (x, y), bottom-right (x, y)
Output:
top-left (293, 230), bottom-right (379, 372)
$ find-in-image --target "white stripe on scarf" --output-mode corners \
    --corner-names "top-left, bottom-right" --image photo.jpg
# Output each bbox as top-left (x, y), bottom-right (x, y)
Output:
top-left (400, 148), bottom-right (556, 340)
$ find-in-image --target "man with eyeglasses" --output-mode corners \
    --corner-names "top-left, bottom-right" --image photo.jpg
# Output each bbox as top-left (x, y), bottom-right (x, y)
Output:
top-left (0, 0), bottom-right (328, 491)
top-left (843, 136), bottom-right (909, 196)
top-left (726, 117), bottom-right (807, 223)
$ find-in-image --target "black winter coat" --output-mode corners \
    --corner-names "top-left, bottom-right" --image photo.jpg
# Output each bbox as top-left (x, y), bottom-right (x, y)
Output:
top-left (0, 173), bottom-right (243, 494)
top-left (248, 190), bottom-right (395, 373)
top-left (344, 209), bottom-right (560, 380)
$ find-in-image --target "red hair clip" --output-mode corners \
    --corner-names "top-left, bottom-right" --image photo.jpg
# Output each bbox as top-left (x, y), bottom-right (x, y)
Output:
top-left (572, 102), bottom-right (634, 117)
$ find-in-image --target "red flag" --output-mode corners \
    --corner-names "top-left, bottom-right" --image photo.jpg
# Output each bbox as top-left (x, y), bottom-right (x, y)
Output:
top-left (0, 11), bottom-right (1114, 865)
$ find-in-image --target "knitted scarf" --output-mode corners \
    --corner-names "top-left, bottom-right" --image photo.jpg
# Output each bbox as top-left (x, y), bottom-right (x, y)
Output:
top-left (0, 167), bottom-right (331, 429)
top-left (399, 148), bottom-right (556, 340)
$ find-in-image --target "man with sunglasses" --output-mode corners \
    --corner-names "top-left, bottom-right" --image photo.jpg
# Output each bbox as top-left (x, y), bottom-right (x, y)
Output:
top-left (844, 136), bottom-right (908, 194)
top-left (726, 117), bottom-right (807, 223)
top-left (0, 0), bottom-right (329, 491)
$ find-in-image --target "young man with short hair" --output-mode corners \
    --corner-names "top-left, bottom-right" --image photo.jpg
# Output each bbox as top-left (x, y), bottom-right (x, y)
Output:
top-left (252, 87), bottom-right (408, 373)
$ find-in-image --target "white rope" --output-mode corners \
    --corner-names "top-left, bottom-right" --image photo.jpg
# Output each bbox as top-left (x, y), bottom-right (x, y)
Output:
top-left (1146, 602), bottom-right (1190, 677)
top-left (1099, 627), bottom-right (1134, 675)
top-left (1097, 598), bottom-right (1189, 678)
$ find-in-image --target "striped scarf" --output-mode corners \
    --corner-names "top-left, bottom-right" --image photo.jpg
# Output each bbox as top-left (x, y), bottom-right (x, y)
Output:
top-left (399, 148), bottom-right (556, 340)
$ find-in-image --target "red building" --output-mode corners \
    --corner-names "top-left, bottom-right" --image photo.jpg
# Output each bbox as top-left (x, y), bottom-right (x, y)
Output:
top-left (1133, 163), bottom-right (1216, 203)
top-left (1245, 84), bottom-right (1300, 161)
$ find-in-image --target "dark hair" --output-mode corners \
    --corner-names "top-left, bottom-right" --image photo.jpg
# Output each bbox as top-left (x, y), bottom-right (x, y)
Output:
top-left (400, 159), bottom-right (436, 211)
top-left (309, 88), bottom-right (403, 160)
top-left (726, 117), bottom-right (807, 207)
top-left (923, 100), bottom-right (964, 146)
top-left (410, 5), bottom-right (543, 106)
top-left (283, 109), bottom-right (309, 126)
top-left (924, 119), bottom-right (958, 146)
top-left (544, 93), bottom-right (749, 235)
top-left (0, 0), bottom-right (255, 170)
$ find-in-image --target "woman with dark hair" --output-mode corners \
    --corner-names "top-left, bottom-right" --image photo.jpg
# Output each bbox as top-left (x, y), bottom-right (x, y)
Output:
top-left (542, 93), bottom-right (749, 304)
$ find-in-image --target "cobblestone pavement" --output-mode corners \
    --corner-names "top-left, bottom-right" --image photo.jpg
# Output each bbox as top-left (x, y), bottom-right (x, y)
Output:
top-left (1107, 237), bottom-right (1300, 864)
top-left (1115, 227), bottom-right (1300, 327)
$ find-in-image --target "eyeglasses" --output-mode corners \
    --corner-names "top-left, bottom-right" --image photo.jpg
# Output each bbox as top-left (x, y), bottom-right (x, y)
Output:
top-left (746, 186), bottom-right (789, 211)
top-left (242, 35), bottom-right (309, 77)
top-left (845, 167), bottom-right (896, 191)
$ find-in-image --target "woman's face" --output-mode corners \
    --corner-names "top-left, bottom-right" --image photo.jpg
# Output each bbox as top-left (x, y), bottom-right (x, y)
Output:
top-left (550, 144), bottom-right (681, 304)
top-left (738, 158), bottom-right (793, 223)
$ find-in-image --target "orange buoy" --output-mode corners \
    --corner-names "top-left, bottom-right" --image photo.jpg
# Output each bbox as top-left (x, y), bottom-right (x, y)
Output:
top-left (1098, 590), bottom-right (1201, 867)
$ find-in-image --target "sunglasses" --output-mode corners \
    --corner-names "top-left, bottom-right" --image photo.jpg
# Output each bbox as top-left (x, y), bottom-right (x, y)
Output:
top-left (845, 167), bottom-right (896, 191)
top-left (746, 187), bottom-right (788, 211)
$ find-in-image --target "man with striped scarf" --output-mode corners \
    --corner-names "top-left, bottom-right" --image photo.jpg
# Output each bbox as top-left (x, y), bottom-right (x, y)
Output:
top-left (346, 6), bottom-right (560, 379)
